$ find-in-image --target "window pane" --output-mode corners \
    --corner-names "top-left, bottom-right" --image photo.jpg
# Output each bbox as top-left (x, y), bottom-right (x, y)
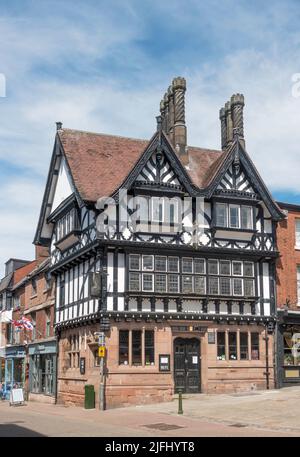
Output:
top-left (136, 196), bottom-right (149, 222)
top-left (240, 332), bottom-right (249, 360)
top-left (233, 278), bottom-right (243, 296)
top-left (155, 274), bottom-right (167, 293)
top-left (182, 275), bottom-right (193, 293)
top-left (216, 203), bottom-right (227, 227)
top-left (244, 279), bottom-right (255, 297)
top-left (152, 197), bottom-right (164, 222)
top-left (296, 220), bottom-right (300, 247)
top-left (168, 257), bottom-right (179, 272)
top-left (145, 330), bottom-right (154, 365)
top-left (142, 255), bottom-right (154, 271)
top-left (182, 258), bottom-right (193, 273)
top-left (119, 330), bottom-right (129, 365)
top-left (251, 333), bottom-right (260, 360)
top-left (232, 261), bottom-right (242, 276)
top-left (129, 273), bottom-right (140, 291)
top-left (229, 206), bottom-right (240, 228)
top-left (129, 254), bottom-right (140, 271)
top-left (155, 256), bottom-right (167, 272)
top-left (168, 274), bottom-right (179, 293)
top-left (142, 274), bottom-right (153, 291)
top-left (241, 206), bottom-right (253, 229)
top-left (194, 276), bottom-right (206, 294)
top-left (208, 277), bottom-right (219, 295)
top-left (220, 277), bottom-right (231, 295)
top-left (219, 260), bottom-right (231, 275)
top-left (208, 259), bottom-right (218, 275)
top-left (132, 330), bottom-right (142, 365)
top-left (217, 332), bottom-right (226, 360)
top-left (229, 332), bottom-right (237, 360)
top-left (194, 258), bottom-right (205, 274)
top-left (244, 261), bottom-right (254, 277)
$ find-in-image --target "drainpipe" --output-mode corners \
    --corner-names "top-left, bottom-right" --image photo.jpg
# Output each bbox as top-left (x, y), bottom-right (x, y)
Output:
top-left (264, 326), bottom-right (270, 389)
top-left (54, 332), bottom-right (59, 404)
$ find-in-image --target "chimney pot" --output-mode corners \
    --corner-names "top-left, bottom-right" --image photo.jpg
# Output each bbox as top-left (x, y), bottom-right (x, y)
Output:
top-left (56, 121), bottom-right (63, 131)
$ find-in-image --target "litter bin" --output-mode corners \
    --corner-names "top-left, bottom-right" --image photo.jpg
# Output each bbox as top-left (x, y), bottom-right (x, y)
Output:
top-left (84, 384), bottom-right (95, 409)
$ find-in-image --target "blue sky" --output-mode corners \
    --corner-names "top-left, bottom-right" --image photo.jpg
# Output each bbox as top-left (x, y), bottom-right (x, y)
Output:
top-left (0, 0), bottom-right (300, 275)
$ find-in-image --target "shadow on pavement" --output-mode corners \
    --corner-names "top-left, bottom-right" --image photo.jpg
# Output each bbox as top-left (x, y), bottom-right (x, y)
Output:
top-left (0, 423), bottom-right (45, 437)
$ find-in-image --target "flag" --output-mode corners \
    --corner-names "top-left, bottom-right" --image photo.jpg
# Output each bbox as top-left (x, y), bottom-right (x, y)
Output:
top-left (12, 320), bottom-right (24, 328)
top-left (20, 316), bottom-right (34, 330)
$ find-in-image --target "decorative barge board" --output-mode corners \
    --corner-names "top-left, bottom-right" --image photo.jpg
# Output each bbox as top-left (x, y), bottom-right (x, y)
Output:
top-left (33, 79), bottom-right (285, 408)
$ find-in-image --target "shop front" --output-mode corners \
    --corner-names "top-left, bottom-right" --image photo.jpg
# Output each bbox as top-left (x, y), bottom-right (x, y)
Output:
top-left (28, 339), bottom-right (57, 401)
top-left (0, 346), bottom-right (26, 399)
top-left (277, 310), bottom-right (300, 386)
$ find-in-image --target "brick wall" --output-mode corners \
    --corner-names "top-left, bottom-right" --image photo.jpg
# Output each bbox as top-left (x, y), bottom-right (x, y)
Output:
top-left (276, 207), bottom-right (300, 310)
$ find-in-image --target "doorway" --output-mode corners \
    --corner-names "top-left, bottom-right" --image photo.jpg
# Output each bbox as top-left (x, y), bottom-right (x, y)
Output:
top-left (174, 337), bottom-right (201, 393)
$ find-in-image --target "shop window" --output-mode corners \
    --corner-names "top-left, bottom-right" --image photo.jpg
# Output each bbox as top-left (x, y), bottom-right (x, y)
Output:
top-left (229, 332), bottom-right (237, 360)
top-left (251, 333), bottom-right (260, 360)
top-left (217, 332), bottom-right (226, 360)
top-left (240, 332), bottom-right (249, 360)
top-left (145, 330), bottom-right (154, 365)
top-left (119, 330), bottom-right (129, 365)
top-left (132, 330), bottom-right (142, 366)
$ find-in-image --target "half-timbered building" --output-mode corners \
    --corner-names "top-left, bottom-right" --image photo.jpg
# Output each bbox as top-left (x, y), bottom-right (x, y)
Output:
top-left (34, 77), bottom-right (285, 408)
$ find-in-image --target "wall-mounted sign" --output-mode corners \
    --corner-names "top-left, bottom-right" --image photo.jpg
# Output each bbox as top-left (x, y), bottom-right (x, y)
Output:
top-left (208, 331), bottom-right (216, 344)
top-left (80, 357), bottom-right (86, 375)
top-left (172, 325), bottom-right (207, 334)
top-left (159, 354), bottom-right (170, 372)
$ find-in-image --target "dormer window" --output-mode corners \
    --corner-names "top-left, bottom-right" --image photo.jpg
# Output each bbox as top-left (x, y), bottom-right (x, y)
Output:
top-left (215, 203), bottom-right (253, 230)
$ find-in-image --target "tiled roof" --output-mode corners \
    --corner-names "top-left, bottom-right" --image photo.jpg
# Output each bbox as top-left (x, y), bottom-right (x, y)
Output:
top-left (58, 129), bottom-right (224, 202)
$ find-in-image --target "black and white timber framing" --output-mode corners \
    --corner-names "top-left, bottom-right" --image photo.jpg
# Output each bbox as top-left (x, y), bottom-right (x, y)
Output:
top-left (34, 125), bottom-right (284, 332)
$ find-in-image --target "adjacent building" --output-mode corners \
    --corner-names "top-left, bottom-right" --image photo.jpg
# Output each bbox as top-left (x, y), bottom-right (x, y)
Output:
top-left (276, 202), bottom-right (300, 386)
top-left (33, 77), bottom-right (285, 408)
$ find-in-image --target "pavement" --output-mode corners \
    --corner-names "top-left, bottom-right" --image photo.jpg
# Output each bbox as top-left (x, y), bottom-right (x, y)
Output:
top-left (0, 386), bottom-right (300, 437)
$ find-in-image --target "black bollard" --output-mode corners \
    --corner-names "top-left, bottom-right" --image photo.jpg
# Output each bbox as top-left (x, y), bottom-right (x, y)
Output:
top-left (178, 389), bottom-right (183, 414)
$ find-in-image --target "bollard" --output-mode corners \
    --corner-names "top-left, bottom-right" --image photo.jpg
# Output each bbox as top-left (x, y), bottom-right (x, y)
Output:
top-left (178, 389), bottom-right (183, 414)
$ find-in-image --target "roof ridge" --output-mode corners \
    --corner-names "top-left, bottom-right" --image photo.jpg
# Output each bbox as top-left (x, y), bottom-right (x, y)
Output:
top-left (59, 128), bottom-right (149, 143)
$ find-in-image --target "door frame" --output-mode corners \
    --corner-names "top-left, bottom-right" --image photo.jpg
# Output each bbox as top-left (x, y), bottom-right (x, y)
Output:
top-left (173, 336), bottom-right (201, 394)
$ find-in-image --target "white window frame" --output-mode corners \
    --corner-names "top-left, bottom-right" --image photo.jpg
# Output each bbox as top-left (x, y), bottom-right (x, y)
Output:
top-left (219, 276), bottom-right (232, 296)
top-left (168, 256), bottom-right (179, 273)
top-left (142, 255), bottom-right (154, 271)
top-left (241, 206), bottom-right (253, 230)
top-left (182, 275), bottom-right (194, 294)
top-left (194, 258), bottom-right (206, 275)
top-left (155, 256), bottom-right (167, 272)
top-left (243, 261), bottom-right (254, 277)
top-left (142, 273), bottom-right (154, 292)
top-left (129, 272), bottom-right (141, 292)
top-left (229, 204), bottom-right (240, 229)
top-left (216, 203), bottom-right (228, 227)
top-left (244, 278), bottom-right (255, 297)
top-left (151, 197), bottom-right (164, 223)
top-left (129, 254), bottom-right (141, 271)
top-left (194, 275), bottom-right (206, 295)
top-left (182, 257), bottom-right (193, 274)
top-left (232, 261), bottom-right (243, 276)
top-left (208, 259), bottom-right (219, 275)
top-left (168, 274), bottom-right (180, 293)
top-left (219, 260), bottom-right (231, 276)
top-left (208, 276), bottom-right (219, 295)
top-left (232, 278), bottom-right (243, 296)
top-left (155, 273), bottom-right (167, 293)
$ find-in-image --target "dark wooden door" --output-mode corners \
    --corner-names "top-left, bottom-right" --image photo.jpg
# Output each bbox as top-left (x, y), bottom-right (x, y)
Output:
top-left (174, 338), bottom-right (200, 393)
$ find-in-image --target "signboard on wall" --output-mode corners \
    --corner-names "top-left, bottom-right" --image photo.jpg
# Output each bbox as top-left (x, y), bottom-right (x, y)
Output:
top-left (159, 354), bottom-right (170, 372)
top-left (80, 357), bottom-right (86, 375)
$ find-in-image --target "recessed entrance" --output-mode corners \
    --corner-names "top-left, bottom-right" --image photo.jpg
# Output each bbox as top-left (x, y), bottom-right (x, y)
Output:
top-left (174, 337), bottom-right (201, 393)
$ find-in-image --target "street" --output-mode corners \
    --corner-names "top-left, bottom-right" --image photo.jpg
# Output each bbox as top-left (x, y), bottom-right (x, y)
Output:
top-left (1, 386), bottom-right (300, 437)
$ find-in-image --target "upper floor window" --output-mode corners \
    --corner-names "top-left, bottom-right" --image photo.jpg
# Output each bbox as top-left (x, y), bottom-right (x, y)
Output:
top-left (31, 278), bottom-right (37, 296)
top-left (296, 219), bottom-right (300, 248)
top-left (134, 196), bottom-right (180, 226)
top-left (56, 207), bottom-right (79, 242)
top-left (297, 265), bottom-right (300, 306)
top-left (215, 203), bottom-right (253, 230)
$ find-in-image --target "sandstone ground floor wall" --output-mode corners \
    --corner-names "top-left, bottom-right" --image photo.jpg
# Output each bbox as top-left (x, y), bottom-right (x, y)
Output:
top-left (56, 319), bottom-right (275, 408)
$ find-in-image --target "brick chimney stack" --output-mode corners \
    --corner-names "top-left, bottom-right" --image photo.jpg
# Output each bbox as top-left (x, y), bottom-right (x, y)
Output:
top-left (220, 94), bottom-right (245, 150)
top-left (159, 77), bottom-right (188, 163)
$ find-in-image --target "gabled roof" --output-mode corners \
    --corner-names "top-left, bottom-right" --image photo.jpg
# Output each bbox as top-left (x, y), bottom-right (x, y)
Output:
top-left (57, 128), bottom-right (224, 201)
top-left (0, 273), bottom-right (13, 293)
